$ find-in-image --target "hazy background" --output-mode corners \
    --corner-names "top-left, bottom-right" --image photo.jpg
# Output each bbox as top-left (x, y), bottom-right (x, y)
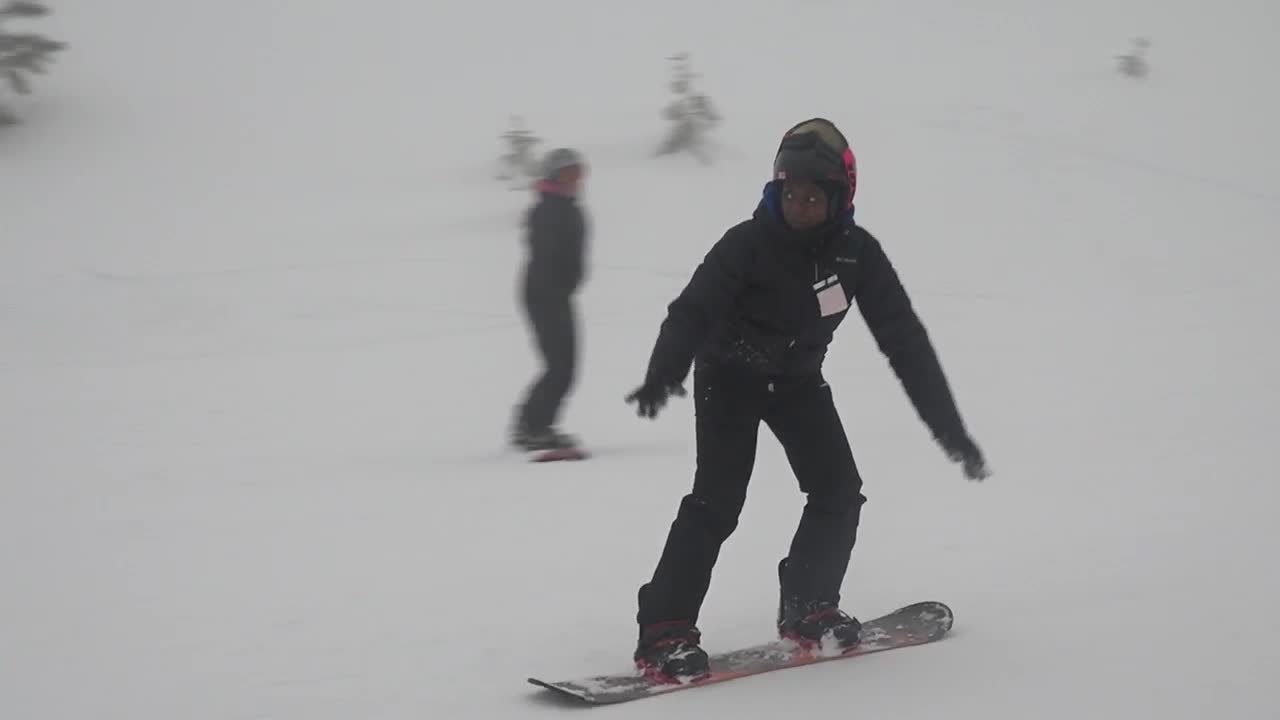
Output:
top-left (3, 1), bottom-right (1278, 718)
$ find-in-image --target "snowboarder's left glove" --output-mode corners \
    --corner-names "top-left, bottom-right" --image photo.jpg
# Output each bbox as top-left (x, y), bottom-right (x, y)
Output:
top-left (939, 432), bottom-right (990, 482)
top-left (625, 379), bottom-right (686, 419)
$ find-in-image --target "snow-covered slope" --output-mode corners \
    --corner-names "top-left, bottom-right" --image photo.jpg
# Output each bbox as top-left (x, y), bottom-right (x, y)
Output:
top-left (3, 1), bottom-right (1278, 718)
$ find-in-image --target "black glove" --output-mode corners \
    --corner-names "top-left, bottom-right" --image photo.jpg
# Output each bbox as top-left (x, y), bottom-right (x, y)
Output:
top-left (938, 432), bottom-right (990, 482)
top-left (625, 379), bottom-right (686, 419)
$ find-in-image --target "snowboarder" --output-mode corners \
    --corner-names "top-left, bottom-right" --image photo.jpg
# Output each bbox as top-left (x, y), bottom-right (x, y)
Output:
top-left (511, 148), bottom-right (589, 454)
top-left (623, 118), bottom-right (989, 682)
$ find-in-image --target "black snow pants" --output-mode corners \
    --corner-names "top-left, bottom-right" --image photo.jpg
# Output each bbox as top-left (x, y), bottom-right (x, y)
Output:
top-left (517, 293), bottom-right (577, 433)
top-left (636, 360), bottom-right (866, 630)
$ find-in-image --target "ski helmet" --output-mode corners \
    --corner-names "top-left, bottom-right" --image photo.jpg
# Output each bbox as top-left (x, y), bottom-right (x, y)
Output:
top-left (772, 118), bottom-right (857, 210)
top-left (542, 147), bottom-right (586, 180)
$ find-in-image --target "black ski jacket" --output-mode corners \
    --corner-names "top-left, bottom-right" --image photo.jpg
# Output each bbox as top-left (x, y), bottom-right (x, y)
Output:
top-left (521, 190), bottom-right (587, 303)
top-left (642, 200), bottom-right (969, 443)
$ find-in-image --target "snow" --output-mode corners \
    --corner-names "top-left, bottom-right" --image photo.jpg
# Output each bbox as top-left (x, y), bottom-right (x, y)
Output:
top-left (3, 0), bottom-right (1279, 718)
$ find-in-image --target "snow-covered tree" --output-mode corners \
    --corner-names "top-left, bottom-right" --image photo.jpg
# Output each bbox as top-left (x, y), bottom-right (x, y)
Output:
top-left (1116, 37), bottom-right (1150, 79)
top-left (0, 1), bottom-right (66, 125)
top-left (655, 53), bottom-right (720, 164)
top-left (495, 115), bottom-right (543, 189)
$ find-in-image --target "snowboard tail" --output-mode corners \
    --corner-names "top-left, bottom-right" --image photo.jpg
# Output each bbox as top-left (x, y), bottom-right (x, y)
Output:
top-left (528, 600), bottom-right (953, 705)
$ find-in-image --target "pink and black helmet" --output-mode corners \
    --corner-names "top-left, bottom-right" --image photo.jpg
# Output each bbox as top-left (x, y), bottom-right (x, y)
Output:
top-left (772, 118), bottom-right (857, 211)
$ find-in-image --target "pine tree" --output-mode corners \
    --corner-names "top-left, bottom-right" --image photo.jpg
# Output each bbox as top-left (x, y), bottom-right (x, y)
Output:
top-left (655, 53), bottom-right (720, 164)
top-left (0, 1), bottom-right (67, 125)
top-left (1116, 37), bottom-right (1150, 79)
top-left (496, 115), bottom-right (542, 189)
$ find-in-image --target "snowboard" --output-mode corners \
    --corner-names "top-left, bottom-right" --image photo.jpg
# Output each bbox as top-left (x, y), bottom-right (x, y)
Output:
top-left (528, 446), bottom-right (588, 462)
top-left (528, 600), bottom-right (952, 705)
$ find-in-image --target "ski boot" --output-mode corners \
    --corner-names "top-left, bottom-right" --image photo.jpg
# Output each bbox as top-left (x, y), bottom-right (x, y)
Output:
top-left (634, 620), bottom-right (710, 683)
top-left (776, 558), bottom-right (862, 655)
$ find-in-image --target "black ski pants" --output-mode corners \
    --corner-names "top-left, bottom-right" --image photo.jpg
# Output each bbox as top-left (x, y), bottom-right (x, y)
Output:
top-left (636, 361), bottom-right (866, 629)
top-left (517, 293), bottom-right (577, 433)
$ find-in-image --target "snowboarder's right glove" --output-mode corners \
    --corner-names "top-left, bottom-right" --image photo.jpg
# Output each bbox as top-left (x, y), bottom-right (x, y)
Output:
top-left (625, 379), bottom-right (686, 419)
top-left (938, 432), bottom-right (991, 482)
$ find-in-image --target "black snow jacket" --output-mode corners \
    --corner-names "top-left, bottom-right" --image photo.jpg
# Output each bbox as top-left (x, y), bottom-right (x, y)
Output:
top-left (642, 197), bottom-right (969, 444)
top-left (521, 188), bottom-right (587, 302)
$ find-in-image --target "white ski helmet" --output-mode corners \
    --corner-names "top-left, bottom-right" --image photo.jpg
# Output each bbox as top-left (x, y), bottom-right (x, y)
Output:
top-left (541, 147), bottom-right (586, 180)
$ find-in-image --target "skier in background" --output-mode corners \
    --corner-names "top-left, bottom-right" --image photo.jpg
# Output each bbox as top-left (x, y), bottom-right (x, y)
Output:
top-left (511, 148), bottom-right (589, 454)
top-left (623, 118), bottom-right (989, 682)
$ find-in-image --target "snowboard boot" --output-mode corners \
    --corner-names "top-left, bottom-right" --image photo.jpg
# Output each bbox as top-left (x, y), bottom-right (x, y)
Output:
top-left (508, 410), bottom-right (532, 449)
top-left (510, 422), bottom-right (578, 452)
top-left (523, 427), bottom-right (578, 451)
top-left (776, 557), bottom-right (862, 653)
top-left (634, 620), bottom-right (710, 683)
top-left (509, 424), bottom-right (530, 450)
